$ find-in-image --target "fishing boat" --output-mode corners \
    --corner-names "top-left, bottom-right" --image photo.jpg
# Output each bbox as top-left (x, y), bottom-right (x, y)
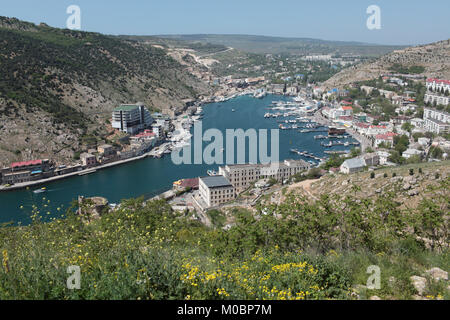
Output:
top-left (33, 187), bottom-right (47, 194)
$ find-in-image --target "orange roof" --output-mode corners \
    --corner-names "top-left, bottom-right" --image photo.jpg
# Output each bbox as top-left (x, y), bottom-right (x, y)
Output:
top-left (342, 106), bottom-right (353, 110)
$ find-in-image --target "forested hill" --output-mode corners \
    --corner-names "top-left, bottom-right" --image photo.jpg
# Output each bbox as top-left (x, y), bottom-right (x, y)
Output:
top-left (0, 16), bottom-right (209, 166)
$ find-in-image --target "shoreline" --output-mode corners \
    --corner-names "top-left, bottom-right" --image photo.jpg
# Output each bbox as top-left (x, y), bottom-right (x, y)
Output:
top-left (0, 92), bottom-right (312, 194)
top-left (0, 152), bottom-right (152, 192)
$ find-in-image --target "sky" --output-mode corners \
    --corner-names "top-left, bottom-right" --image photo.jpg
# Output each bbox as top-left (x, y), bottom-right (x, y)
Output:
top-left (1, 0), bottom-right (449, 45)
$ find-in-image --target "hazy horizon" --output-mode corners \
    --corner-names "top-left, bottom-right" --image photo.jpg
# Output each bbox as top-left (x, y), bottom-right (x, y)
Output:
top-left (1, 0), bottom-right (449, 46)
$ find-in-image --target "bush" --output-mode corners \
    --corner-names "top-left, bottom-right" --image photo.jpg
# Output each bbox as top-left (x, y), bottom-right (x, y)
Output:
top-left (409, 169), bottom-right (414, 176)
top-left (370, 172), bottom-right (375, 179)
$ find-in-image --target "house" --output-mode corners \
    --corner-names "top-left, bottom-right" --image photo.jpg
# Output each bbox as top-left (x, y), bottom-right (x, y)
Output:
top-left (402, 148), bottom-right (423, 159)
top-left (361, 153), bottom-right (380, 167)
top-left (376, 151), bottom-right (390, 165)
top-left (80, 153), bottom-right (97, 168)
top-left (375, 132), bottom-right (397, 148)
top-left (418, 137), bottom-right (431, 147)
top-left (97, 144), bottom-right (115, 156)
top-left (340, 158), bottom-right (366, 174)
top-left (199, 176), bottom-right (235, 208)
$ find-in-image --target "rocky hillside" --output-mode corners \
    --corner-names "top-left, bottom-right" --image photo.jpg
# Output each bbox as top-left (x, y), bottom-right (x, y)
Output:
top-left (0, 17), bottom-right (210, 166)
top-left (324, 39), bottom-right (450, 88)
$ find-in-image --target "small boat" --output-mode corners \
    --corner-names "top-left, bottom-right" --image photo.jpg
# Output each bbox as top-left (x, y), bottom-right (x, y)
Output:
top-left (207, 170), bottom-right (217, 176)
top-left (231, 109), bottom-right (235, 112)
top-left (33, 187), bottom-right (47, 194)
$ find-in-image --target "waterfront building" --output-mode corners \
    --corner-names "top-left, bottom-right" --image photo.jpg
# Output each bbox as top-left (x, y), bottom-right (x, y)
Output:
top-left (218, 159), bottom-right (310, 194)
top-left (1, 159), bottom-right (52, 184)
top-left (152, 124), bottom-right (163, 138)
top-left (97, 144), bottom-right (115, 156)
top-left (80, 153), bottom-right (97, 168)
top-left (423, 108), bottom-right (450, 134)
top-left (199, 175), bottom-right (235, 207)
top-left (112, 103), bottom-right (153, 134)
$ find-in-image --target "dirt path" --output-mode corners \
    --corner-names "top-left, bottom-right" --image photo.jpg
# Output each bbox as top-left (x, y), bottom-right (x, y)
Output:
top-left (285, 179), bottom-right (320, 201)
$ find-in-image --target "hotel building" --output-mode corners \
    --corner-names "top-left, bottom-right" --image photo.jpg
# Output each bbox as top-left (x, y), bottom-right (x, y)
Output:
top-left (112, 103), bottom-right (153, 134)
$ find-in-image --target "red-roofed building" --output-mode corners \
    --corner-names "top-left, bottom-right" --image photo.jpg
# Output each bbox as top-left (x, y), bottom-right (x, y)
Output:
top-left (1, 159), bottom-right (51, 185)
top-left (426, 78), bottom-right (450, 92)
top-left (375, 132), bottom-right (397, 147)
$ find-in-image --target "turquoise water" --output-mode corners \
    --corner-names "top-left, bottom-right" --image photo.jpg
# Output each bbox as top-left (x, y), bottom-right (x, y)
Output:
top-left (0, 95), bottom-right (354, 225)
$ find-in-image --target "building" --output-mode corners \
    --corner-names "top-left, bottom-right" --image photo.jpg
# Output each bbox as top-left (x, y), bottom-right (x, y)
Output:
top-left (97, 144), bottom-right (115, 156)
top-left (152, 124), bottom-right (163, 138)
top-left (199, 176), bottom-right (235, 207)
top-left (375, 132), bottom-right (397, 148)
top-left (1, 159), bottom-right (52, 184)
top-left (219, 159), bottom-right (310, 193)
top-left (424, 93), bottom-right (450, 106)
top-left (426, 78), bottom-right (450, 92)
top-left (376, 150), bottom-right (390, 165)
top-left (340, 158), bottom-right (366, 174)
top-left (361, 153), bottom-right (380, 166)
top-left (80, 153), bottom-right (97, 167)
top-left (112, 103), bottom-right (153, 134)
top-left (402, 148), bottom-right (424, 159)
top-left (423, 108), bottom-right (450, 134)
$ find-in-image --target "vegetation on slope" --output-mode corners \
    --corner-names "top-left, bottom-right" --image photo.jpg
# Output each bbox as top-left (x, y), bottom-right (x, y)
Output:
top-left (0, 169), bottom-right (448, 300)
top-left (0, 16), bottom-right (208, 165)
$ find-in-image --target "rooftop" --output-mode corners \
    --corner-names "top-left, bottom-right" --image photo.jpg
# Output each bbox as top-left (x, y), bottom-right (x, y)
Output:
top-left (114, 104), bottom-right (143, 112)
top-left (200, 175), bottom-right (233, 188)
top-left (342, 158), bottom-right (365, 169)
top-left (11, 159), bottom-right (43, 168)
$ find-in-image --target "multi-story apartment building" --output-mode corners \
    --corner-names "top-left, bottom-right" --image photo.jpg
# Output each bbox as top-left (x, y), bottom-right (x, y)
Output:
top-left (112, 103), bottom-right (153, 134)
top-left (426, 78), bottom-right (450, 92)
top-left (423, 107), bottom-right (450, 134)
top-left (1, 159), bottom-right (52, 185)
top-left (219, 159), bottom-right (310, 193)
top-left (424, 93), bottom-right (450, 106)
top-left (199, 176), bottom-right (235, 208)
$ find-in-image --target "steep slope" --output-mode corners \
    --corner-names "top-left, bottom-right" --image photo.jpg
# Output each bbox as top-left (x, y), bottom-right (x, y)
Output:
top-left (324, 39), bottom-right (450, 88)
top-left (0, 17), bottom-right (210, 166)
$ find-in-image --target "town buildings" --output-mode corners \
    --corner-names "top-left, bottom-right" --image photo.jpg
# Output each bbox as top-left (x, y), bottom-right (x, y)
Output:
top-left (111, 103), bottom-right (153, 134)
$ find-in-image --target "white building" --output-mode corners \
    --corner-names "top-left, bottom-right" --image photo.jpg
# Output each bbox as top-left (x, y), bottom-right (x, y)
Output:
top-left (340, 158), bottom-right (366, 174)
top-left (199, 176), bottom-right (235, 208)
top-left (402, 148), bottom-right (424, 159)
top-left (424, 93), bottom-right (450, 106)
top-left (112, 103), bottom-right (153, 135)
top-left (426, 78), bottom-right (450, 92)
top-left (423, 108), bottom-right (450, 134)
top-left (219, 159), bottom-right (310, 193)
